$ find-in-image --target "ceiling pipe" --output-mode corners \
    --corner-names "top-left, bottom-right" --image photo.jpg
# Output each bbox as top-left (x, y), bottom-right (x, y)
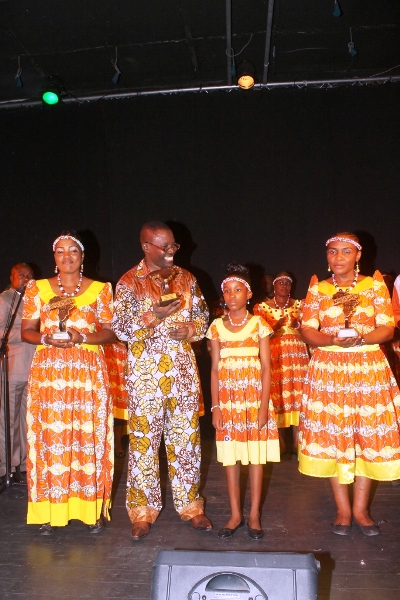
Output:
top-left (1, 75), bottom-right (400, 110)
top-left (263, 0), bottom-right (275, 84)
top-left (226, 0), bottom-right (232, 86)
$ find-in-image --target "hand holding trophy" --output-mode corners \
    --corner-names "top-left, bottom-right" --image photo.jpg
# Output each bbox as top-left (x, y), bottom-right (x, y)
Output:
top-left (332, 291), bottom-right (359, 338)
top-left (48, 296), bottom-right (75, 340)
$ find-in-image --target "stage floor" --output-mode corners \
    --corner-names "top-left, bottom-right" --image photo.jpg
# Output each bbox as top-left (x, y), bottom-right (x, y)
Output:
top-left (1, 425), bottom-right (400, 600)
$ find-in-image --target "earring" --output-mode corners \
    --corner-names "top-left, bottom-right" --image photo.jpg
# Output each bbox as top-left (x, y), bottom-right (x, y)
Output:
top-left (355, 261), bottom-right (360, 273)
top-left (80, 263), bottom-right (84, 273)
top-left (247, 299), bottom-right (250, 305)
top-left (327, 265), bottom-right (331, 272)
top-left (54, 266), bottom-right (59, 274)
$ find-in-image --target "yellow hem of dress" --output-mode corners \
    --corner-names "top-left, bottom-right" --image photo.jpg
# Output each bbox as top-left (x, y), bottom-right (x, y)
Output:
top-left (27, 498), bottom-right (111, 526)
top-left (216, 439), bottom-right (280, 466)
top-left (299, 453), bottom-right (400, 484)
top-left (277, 412), bottom-right (299, 427)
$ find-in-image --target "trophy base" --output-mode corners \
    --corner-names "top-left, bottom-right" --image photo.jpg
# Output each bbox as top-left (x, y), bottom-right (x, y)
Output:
top-left (51, 331), bottom-right (71, 341)
top-left (337, 328), bottom-right (358, 338)
top-left (160, 293), bottom-right (178, 307)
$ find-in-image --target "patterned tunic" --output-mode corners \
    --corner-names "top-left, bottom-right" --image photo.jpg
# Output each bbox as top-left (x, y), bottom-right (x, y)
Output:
top-left (112, 260), bottom-right (209, 522)
top-left (299, 271), bottom-right (400, 484)
top-left (254, 300), bottom-right (309, 427)
top-left (22, 279), bottom-right (114, 526)
top-left (206, 316), bottom-right (280, 466)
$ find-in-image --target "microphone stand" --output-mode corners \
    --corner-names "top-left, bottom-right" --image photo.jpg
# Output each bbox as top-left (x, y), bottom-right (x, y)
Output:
top-left (0, 289), bottom-right (24, 495)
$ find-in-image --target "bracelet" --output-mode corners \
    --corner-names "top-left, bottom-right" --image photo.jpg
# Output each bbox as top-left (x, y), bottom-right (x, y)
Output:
top-left (358, 337), bottom-right (366, 346)
top-left (80, 333), bottom-right (88, 344)
top-left (41, 334), bottom-right (51, 346)
top-left (211, 405), bottom-right (221, 412)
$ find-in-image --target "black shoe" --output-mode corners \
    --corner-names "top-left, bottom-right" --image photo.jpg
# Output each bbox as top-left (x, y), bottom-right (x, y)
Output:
top-left (13, 466), bottom-right (27, 485)
top-left (39, 523), bottom-right (54, 535)
top-left (218, 517), bottom-right (245, 538)
top-left (88, 517), bottom-right (105, 534)
top-left (331, 523), bottom-right (352, 536)
top-left (359, 523), bottom-right (380, 537)
top-left (247, 522), bottom-right (264, 540)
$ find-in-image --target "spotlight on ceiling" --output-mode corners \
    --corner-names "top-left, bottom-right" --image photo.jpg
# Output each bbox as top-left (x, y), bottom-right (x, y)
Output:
top-left (42, 77), bottom-right (63, 105)
top-left (236, 60), bottom-right (255, 90)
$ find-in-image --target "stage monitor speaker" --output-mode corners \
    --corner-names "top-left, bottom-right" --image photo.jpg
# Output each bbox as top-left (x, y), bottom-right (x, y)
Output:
top-left (151, 550), bottom-right (320, 600)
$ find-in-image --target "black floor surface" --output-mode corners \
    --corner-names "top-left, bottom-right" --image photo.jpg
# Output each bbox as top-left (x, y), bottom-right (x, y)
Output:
top-left (1, 427), bottom-right (400, 599)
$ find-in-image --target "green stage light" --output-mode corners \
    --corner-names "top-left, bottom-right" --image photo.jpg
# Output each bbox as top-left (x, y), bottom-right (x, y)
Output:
top-left (42, 90), bottom-right (59, 105)
top-left (42, 77), bottom-right (63, 105)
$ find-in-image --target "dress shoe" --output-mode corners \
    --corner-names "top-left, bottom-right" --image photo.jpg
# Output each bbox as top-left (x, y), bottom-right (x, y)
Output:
top-left (88, 516), bottom-right (105, 534)
top-left (359, 523), bottom-right (380, 537)
top-left (331, 523), bottom-right (352, 536)
top-left (39, 523), bottom-right (54, 536)
top-left (218, 517), bottom-right (245, 538)
top-left (247, 522), bottom-right (264, 540)
top-left (189, 513), bottom-right (213, 531)
top-left (131, 521), bottom-right (151, 540)
top-left (12, 467), bottom-right (27, 485)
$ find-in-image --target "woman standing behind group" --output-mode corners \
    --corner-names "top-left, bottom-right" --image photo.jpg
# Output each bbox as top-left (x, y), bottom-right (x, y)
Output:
top-left (299, 232), bottom-right (400, 536)
top-left (254, 272), bottom-right (309, 454)
top-left (21, 232), bottom-right (116, 535)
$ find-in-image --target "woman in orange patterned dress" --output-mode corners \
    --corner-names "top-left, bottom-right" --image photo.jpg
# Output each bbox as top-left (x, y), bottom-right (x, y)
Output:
top-left (207, 264), bottom-right (280, 540)
top-left (21, 233), bottom-right (116, 535)
top-left (254, 272), bottom-right (309, 454)
top-left (299, 232), bottom-right (400, 537)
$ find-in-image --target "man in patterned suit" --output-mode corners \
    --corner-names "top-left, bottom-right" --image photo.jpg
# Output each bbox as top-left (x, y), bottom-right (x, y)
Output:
top-left (0, 263), bottom-right (35, 492)
top-left (112, 221), bottom-right (212, 539)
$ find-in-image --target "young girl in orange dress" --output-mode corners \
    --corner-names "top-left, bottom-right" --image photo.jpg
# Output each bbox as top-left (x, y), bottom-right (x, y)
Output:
top-left (206, 264), bottom-right (280, 540)
top-left (299, 232), bottom-right (400, 537)
top-left (254, 271), bottom-right (309, 454)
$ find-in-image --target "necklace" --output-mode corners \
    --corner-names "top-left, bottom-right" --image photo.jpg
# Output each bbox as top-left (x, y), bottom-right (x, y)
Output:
top-left (57, 272), bottom-right (83, 297)
top-left (331, 271), bottom-right (358, 293)
top-left (273, 294), bottom-right (290, 310)
top-left (228, 310), bottom-right (248, 327)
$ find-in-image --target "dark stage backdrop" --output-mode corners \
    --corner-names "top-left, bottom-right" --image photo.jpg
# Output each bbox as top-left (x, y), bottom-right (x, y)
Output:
top-left (1, 84), bottom-right (399, 304)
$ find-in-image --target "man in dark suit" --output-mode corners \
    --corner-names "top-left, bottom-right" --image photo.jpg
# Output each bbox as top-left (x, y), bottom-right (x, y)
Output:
top-left (0, 263), bottom-right (35, 491)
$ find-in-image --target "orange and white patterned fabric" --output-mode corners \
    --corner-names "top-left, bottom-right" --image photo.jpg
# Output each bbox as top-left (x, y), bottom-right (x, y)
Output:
top-left (206, 315), bottom-right (280, 466)
top-left (23, 279), bottom-right (114, 526)
top-left (254, 300), bottom-right (309, 427)
top-left (103, 341), bottom-right (129, 421)
top-left (299, 271), bottom-right (400, 484)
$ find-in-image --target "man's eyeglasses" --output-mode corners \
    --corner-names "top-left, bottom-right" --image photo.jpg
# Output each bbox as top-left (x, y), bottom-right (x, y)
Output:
top-left (145, 241), bottom-right (180, 252)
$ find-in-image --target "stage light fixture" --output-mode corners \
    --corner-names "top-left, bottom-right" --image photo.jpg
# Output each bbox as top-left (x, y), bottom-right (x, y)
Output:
top-left (237, 60), bottom-right (255, 89)
top-left (42, 77), bottom-right (63, 105)
top-left (333, 1), bottom-right (342, 17)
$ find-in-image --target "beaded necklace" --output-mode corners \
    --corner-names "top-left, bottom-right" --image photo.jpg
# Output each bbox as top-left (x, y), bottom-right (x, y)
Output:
top-left (57, 272), bottom-right (83, 297)
top-left (273, 294), bottom-right (290, 310)
top-left (228, 310), bottom-right (248, 327)
top-left (331, 271), bottom-right (358, 293)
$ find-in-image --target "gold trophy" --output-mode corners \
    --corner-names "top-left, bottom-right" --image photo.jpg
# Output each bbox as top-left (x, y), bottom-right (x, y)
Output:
top-left (332, 291), bottom-right (359, 338)
top-left (149, 267), bottom-right (180, 306)
top-left (48, 296), bottom-right (75, 340)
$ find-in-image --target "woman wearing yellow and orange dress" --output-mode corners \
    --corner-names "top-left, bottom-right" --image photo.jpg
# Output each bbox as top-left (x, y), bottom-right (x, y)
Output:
top-left (103, 341), bottom-right (129, 457)
top-left (299, 232), bottom-right (400, 537)
top-left (21, 232), bottom-right (116, 535)
top-left (254, 272), bottom-right (309, 454)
